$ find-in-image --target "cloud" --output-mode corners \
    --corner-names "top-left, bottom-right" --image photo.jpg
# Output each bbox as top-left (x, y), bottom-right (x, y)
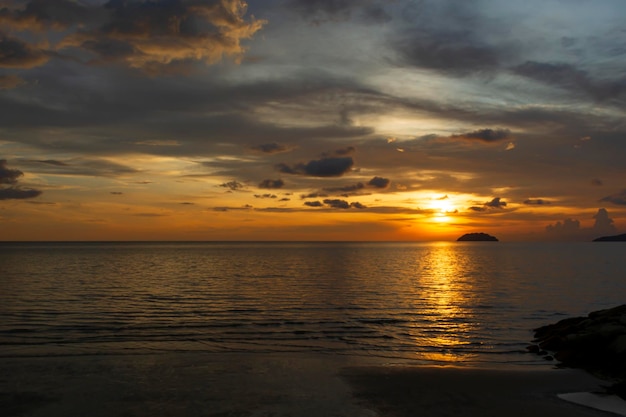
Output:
top-left (254, 193), bottom-right (277, 199)
top-left (0, 159), bottom-right (42, 200)
top-left (452, 128), bottom-right (512, 143)
top-left (485, 197), bottom-right (507, 208)
top-left (0, 74), bottom-right (24, 89)
top-left (300, 192), bottom-right (328, 199)
top-left (350, 201), bottom-right (366, 209)
top-left (545, 209), bottom-right (617, 240)
top-left (323, 198), bottom-right (350, 209)
top-left (285, 0), bottom-right (390, 24)
top-left (258, 178), bottom-right (284, 189)
top-left (0, 30), bottom-right (50, 68)
top-left (546, 218), bottom-right (580, 235)
top-left (591, 178), bottom-right (603, 186)
top-left (0, 158), bottom-right (22, 184)
top-left (0, 187), bottom-right (42, 199)
top-left (0, 0), bottom-right (92, 31)
top-left (592, 208), bottom-right (616, 235)
top-left (219, 180), bottom-right (245, 191)
top-left (250, 143), bottom-right (292, 154)
top-left (276, 156), bottom-right (354, 177)
top-left (20, 157), bottom-right (138, 177)
top-left (68, 0), bottom-right (266, 74)
top-left (304, 200), bottom-right (323, 207)
top-left (524, 198), bottom-right (550, 205)
top-left (325, 146), bottom-right (355, 156)
top-left (600, 189), bottom-right (626, 205)
top-left (469, 197), bottom-right (507, 211)
top-left (324, 182), bottom-right (364, 193)
top-left (367, 176), bottom-right (390, 188)
top-left (396, 29), bottom-right (501, 75)
top-left (1, 0), bottom-right (266, 74)
top-left (514, 61), bottom-right (626, 101)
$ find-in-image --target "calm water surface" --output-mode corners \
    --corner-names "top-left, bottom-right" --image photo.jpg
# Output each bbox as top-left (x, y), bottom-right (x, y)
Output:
top-left (1, 242), bottom-right (624, 367)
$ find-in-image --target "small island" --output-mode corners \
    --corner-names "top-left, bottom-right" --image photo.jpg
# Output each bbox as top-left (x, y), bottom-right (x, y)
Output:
top-left (593, 233), bottom-right (626, 242)
top-left (456, 232), bottom-right (499, 242)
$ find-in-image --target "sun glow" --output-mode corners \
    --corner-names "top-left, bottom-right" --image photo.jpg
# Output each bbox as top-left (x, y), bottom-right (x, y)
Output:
top-left (430, 196), bottom-right (456, 222)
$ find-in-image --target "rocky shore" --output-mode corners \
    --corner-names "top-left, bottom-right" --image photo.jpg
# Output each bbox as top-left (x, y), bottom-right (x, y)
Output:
top-left (529, 305), bottom-right (626, 398)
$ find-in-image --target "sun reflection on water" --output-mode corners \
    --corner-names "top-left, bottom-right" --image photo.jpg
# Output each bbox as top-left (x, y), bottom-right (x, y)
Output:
top-left (413, 242), bottom-right (481, 363)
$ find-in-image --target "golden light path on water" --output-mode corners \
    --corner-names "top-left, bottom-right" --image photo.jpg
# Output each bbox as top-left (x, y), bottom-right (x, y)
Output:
top-left (411, 243), bottom-right (481, 363)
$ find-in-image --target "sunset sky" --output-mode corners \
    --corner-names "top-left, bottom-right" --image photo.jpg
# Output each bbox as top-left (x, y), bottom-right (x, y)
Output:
top-left (1, 0), bottom-right (625, 241)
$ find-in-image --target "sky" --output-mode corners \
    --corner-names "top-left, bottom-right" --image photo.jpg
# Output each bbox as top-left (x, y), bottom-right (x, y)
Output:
top-left (1, 0), bottom-right (625, 241)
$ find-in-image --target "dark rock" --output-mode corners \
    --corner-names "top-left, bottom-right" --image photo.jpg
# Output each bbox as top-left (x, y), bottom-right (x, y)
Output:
top-left (531, 305), bottom-right (626, 399)
top-left (593, 233), bottom-right (626, 241)
top-left (526, 344), bottom-right (540, 353)
top-left (456, 232), bottom-right (498, 242)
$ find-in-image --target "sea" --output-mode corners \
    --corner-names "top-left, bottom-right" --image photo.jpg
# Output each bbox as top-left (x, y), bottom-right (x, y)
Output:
top-left (1, 241), bottom-right (624, 367)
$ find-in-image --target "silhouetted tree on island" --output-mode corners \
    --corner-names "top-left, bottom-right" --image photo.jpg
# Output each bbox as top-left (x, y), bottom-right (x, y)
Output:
top-left (456, 232), bottom-right (498, 242)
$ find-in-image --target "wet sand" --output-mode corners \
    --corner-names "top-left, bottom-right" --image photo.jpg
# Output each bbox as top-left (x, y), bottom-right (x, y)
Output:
top-left (0, 352), bottom-right (620, 416)
top-left (343, 365), bottom-right (621, 417)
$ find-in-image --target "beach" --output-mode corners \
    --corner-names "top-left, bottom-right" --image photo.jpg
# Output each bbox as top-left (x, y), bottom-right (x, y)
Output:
top-left (1, 352), bottom-right (620, 417)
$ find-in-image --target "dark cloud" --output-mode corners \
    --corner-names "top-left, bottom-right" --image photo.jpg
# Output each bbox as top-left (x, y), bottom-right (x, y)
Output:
top-left (452, 128), bottom-right (512, 143)
top-left (34, 159), bottom-right (69, 166)
top-left (323, 198), bottom-right (350, 209)
top-left (350, 201), bottom-right (366, 209)
top-left (285, 0), bottom-right (390, 24)
top-left (219, 181), bottom-right (245, 191)
top-left (324, 182), bottom-right (364, 193)
top-left (514, 61), bottom-right (626, 101)
top-left (368, 176), bottom-right (390, 188)
top-left (546, 218), bottom-right (580, 234)
top-left (469, 197), bottom-right (507, 211)
top-left (250, 143), bottom-right (292, 154)
top-left (600, 190), bottom-right (626, 206)
top-left (592, 208), bottom-right (616, 235)
top-left (64, 0), bottom-right (265, 74)
top-left (0, 187), bottom-right (42, 200)
top-left (396, 29), bottom-right (500, 75)
top-left (0, 159), bottom-right (42, 200)
top-left (485, 197), bottom-right (507, 208)
top-left (0, 31), bottom-right (50, 68)
top-left (19, 158), bottom-right (138, 177)
top-left (325, 146), bottom-right (356, 156)
top-left (0, 158), bottom-right (22, 184)
top-left (591, 178), bottom-right (603, 186)
top-left (0, 0), bottom-right (91, 31)
top-left (258, 179), bottom-right (284, 189)
top-left (300, 192), bottom-right (328, 199)
top-left (304, 200), bottom-right (323, 207)
top-left (254, 194), bottom-right (277, 199)
top-left (523, 198), bottom-right (550, 205)
top-left (110, 191), bottom-right (123, 195)
top-left (0, 0), bottom-right (266, 74)
top-left (276, 156), bottom-right (354, 177)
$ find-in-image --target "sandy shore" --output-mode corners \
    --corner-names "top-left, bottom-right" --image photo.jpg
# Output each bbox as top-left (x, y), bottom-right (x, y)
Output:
top-left (0, 353), bottom-right (622, 416)
top-left (343, 365), bottom-right (622, 417)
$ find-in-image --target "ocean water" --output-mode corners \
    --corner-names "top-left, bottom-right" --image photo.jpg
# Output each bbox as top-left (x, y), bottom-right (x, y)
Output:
top-left (1, 241), bottom-right (624, 367)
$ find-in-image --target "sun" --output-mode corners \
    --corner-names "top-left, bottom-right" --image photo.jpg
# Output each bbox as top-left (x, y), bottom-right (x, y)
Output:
top-left (429, 196), bottom-right (457, 222)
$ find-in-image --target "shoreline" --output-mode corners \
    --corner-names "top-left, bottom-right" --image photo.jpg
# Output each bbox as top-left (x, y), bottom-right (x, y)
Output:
top-left (2, 352), bottom-right (625, 416)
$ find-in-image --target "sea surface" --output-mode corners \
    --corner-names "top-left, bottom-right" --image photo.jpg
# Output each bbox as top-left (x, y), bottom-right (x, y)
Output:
top-left (1, 241), bottom-right (625, 367)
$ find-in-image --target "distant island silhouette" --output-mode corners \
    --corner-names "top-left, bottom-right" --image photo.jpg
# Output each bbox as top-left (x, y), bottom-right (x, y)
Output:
top-left (457, 232), bottom-right (499, 242)
top-left (593, 233), bottom-right (626, 242)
